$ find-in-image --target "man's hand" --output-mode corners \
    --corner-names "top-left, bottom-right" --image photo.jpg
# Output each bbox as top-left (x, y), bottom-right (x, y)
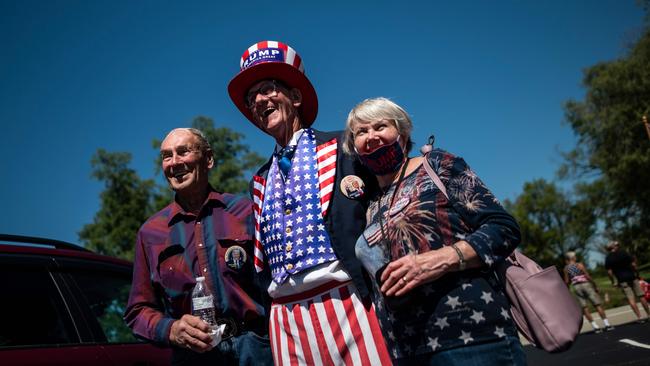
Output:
top-left (169, 315), bottom-right (214, 353)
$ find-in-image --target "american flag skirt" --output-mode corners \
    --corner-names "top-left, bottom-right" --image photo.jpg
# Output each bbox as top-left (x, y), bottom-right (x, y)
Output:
top-left (270, 281), bottom-right (392, 366)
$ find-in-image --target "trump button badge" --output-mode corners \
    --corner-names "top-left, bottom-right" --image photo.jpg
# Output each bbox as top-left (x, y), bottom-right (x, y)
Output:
top-left (225, 246), bottom-right (247, 270)
top-left (340, 175), bottom-right (365, 199)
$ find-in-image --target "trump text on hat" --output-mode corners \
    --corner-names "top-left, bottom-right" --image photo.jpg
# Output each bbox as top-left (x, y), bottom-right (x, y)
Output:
top-left (243, 48), bottom-right (284, 69)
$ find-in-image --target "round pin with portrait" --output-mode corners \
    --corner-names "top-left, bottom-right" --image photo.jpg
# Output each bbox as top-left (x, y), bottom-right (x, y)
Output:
top-left (340, 175), bottom-right (365, 199)
top-left (224, 245), bottom-right (247, 270)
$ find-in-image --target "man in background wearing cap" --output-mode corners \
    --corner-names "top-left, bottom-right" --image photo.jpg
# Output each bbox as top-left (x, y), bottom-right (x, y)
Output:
top-left (228, 41), bottom-right (391, 365)
top-left (605, 241), bottom-right (650, 323)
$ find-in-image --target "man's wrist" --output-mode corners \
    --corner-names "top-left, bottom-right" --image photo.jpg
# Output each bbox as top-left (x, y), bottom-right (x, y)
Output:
top-left (168, 319), bottom-right (180, 345)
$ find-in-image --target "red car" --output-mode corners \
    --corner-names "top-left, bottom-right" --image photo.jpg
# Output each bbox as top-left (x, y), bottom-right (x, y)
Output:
top-left (0, 234), bottom-right (171, 366)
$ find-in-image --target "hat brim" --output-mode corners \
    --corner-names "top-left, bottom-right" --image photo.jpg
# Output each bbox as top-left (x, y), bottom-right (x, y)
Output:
top-left (228, 62), bottom-right (318, 128)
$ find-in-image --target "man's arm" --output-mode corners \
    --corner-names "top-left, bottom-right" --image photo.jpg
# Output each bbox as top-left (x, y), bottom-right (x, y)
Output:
top-left (123, 230), bottom-right (175, 345)
top-left (123, 230), bottom-right (214, 351)
top-left (631, 255), bottom-right (641, 279)
top-left (607, 269), bottom-right (618, 287)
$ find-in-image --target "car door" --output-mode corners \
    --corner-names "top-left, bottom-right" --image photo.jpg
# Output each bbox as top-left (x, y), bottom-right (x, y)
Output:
top-left (55, 256), bottom-right (171, 366)
top-left (0, 252), bottom-right (114, 366)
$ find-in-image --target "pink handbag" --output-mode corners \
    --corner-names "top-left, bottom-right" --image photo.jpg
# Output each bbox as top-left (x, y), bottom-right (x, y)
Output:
top-left (496, 251), bottom-right (583, 352)
top-left (422, 152), bottom-right (583, 352)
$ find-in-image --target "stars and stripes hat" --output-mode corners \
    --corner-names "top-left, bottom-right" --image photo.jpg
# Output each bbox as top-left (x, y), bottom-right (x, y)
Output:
top-left (228, 40), bottom-right (318, 126)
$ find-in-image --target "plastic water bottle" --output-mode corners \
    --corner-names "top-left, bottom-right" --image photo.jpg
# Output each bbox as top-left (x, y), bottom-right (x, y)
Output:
top-left (191, 277), bottom-right (217, 330)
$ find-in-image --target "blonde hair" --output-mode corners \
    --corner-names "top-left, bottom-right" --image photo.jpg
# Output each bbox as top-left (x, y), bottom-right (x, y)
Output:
top-left (342, 97), bottom-right (414, 155)
top-left (565, 251), bottom-right (577, 261)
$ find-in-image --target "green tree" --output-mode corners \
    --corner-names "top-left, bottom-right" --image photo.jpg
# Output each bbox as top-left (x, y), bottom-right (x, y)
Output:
top-left (193, 116), bottom-right (266, 194)
top-left (505, 179), bottom-right (596, 268)
top-left (560, 19), bottom-right (650, 263)
top-left (78, 149), bottom-right (157, 260)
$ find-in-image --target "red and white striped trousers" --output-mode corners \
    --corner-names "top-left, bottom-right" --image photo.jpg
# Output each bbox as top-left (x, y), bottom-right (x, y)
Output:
top-left (270, 281), bottom-right (392, 366)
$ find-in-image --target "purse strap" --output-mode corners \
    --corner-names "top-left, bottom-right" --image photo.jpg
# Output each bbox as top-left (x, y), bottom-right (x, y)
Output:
top-left (422, 149), bottom-right (518, 272)
top-left (422, 152), bottom-right (448, 200)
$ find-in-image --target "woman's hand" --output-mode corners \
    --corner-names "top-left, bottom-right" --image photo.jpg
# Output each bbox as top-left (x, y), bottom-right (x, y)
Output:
top-left (380, 241), bottom-right (480, 297)
top-left (379, 246), bottom-right (457, 297)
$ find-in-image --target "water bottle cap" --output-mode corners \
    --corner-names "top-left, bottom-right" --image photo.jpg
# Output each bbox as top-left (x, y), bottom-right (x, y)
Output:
top-left (195, 276), bottom-right (205, 281)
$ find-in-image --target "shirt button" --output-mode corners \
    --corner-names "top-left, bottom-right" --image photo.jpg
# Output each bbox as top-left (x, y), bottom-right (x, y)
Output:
top-left (203, 268), bottom-right (207, 273)
top-left (286, 263), bottom-right (294, 270)
top-left (198, 243), bottom-right (203, 247)
top-left (286, 244), bottom-right (292, 252)
top-left (285, 227), bottom-right (292, 233)
top-left (285, 209), bottom-right (291, 215)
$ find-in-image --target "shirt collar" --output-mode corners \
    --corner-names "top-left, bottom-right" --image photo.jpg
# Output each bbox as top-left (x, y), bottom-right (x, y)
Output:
top-left (274, 128), bottom-right (305, 155)
top-left (167, 187), bottom-right (224, 225)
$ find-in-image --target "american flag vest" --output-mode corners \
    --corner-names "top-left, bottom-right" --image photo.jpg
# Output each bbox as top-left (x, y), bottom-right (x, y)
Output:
top-left (252, 129), bottom-right (338, 283)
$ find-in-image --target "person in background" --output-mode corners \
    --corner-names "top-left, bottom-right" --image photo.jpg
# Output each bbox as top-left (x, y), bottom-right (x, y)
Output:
top-left (227, 41), bottom-right (391, 365)
top-left (563, 251), bottom-right (613, 332)
top-left (639, 277), bottom-right (650, 302)
top-left (605, 241), bottom-right (650, 323)
top-left (124, 128), bottom-right (273, 365)
top-left (343, 97), bottom-right (526, 365)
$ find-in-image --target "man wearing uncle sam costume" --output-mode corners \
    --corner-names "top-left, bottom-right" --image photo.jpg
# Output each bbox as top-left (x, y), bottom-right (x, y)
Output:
top-left (228, 40), bottom-right (392, 365)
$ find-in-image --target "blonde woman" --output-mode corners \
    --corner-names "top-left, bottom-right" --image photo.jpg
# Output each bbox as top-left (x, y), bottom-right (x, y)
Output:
top-left (344, 97), bottom-right (525, 365)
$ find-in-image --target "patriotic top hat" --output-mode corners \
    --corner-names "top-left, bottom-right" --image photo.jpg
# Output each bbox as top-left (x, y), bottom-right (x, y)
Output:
top-left (228, 40), bottom-right (318, 126)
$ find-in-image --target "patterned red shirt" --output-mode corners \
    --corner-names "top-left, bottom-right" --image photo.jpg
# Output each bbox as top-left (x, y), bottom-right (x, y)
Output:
top-left (124, 190), bottom-right (269, 345)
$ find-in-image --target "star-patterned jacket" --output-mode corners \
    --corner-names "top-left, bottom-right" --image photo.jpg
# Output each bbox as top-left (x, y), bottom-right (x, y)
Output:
top-left (356, 148), bottom-right (521, 359)
top-left (250, 129), bottom-right (379, 299)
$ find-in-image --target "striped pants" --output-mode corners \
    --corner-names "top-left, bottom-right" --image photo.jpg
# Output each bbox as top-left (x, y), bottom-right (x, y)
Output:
top-left (270, 281), bottom-right (392, 366)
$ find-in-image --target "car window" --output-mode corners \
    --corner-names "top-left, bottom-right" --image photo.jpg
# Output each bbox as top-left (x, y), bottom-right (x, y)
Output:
top-left (0, 266), bottom-right (78, 347)
top-left (67, 269), bottom-right (141, 343)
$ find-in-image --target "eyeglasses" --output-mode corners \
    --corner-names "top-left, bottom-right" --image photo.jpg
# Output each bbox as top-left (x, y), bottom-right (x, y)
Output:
top-left (245, 80), bottom-right (282, 108)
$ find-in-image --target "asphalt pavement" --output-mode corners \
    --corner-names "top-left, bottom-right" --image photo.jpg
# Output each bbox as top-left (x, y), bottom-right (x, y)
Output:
top-left (524, 303), bottom-right (650, 366)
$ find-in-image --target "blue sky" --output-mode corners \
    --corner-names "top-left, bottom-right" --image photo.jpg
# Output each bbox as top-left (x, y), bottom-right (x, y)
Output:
top-left (0, 0), bottom-right (645, 248)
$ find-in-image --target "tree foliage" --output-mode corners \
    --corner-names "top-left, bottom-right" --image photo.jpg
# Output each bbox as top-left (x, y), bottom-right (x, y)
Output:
top-left (505, 179), bottom-right (596, 268)
top-left (193, 116), bottom-right (266, 195)
top-left (560, 22), bottom-right (650, 263)
top-left (80, 117), bottom-right (265, 260)
top-left (78, 149), bottom-right (157, 261)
